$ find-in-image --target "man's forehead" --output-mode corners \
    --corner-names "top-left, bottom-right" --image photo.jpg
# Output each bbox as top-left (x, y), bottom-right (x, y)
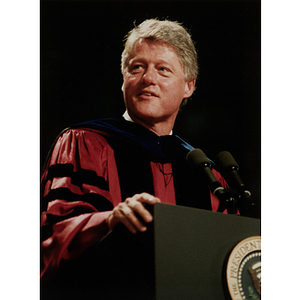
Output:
top-left (134, 38), bottom-right (175, 52)
top-left (128, 39), bottom-right (180, 62)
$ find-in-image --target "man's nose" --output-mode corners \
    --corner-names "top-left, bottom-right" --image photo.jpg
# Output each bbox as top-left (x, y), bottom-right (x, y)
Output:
top-left (142, 66), bottom-right (157, 85)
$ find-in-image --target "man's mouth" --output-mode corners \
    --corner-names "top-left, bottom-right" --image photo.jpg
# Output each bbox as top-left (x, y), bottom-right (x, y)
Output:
top-left (141, 92), bottom-right (153, 96)
top-left (138, 91), bottom-right (158, 97)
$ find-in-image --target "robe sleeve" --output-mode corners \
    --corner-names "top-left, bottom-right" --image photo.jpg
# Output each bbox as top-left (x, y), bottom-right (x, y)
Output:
top-left (40, 128), bottom-right (122, 278)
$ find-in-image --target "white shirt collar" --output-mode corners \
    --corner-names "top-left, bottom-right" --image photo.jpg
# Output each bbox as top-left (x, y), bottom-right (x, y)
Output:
top-left (123, 110), bottom-right (134, 123)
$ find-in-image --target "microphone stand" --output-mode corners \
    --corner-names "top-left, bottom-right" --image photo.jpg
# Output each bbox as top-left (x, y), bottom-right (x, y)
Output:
top-left (216, 187), bottom-right (257, 216)
top-left (215, 187), bottom-right (239, 214)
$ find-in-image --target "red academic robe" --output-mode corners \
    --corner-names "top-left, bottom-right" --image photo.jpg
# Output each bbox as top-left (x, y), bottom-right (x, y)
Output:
top-left (41, 127), bottom-right (228, 279)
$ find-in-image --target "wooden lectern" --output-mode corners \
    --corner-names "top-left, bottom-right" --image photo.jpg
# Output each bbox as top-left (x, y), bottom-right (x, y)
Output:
top-left (41, 203), bottom-right (260, 300)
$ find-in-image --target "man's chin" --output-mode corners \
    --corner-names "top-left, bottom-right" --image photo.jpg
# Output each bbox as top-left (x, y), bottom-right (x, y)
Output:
top-left (130, 106), bottom-right (162, 120)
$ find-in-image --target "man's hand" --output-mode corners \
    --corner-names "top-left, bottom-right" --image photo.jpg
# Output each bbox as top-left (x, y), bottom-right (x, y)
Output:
top-left (107, 193), bottom-right (161, 234)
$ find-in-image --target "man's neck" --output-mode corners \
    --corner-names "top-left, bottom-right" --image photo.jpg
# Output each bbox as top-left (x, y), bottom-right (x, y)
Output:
top-left (123, 110), bottom-right (173, 136)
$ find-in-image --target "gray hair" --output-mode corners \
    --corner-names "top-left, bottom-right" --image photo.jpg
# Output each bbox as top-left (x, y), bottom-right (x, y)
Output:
top-left (121, 19), bottom-right (198, 81)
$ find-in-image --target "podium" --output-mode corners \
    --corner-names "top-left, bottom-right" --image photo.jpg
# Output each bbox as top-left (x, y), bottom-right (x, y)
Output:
top-left (153, 204), bottom-right (260, 299)
top-left (42, 203), bottom-right (260, 300)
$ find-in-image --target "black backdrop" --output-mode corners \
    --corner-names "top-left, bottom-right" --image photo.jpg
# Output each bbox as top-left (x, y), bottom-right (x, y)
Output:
top-left (41, 0), bottom-right (261, 212)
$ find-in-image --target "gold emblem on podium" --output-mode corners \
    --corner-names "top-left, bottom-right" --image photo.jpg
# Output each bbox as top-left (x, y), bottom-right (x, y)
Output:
top-left (226, 236), bottom-right (261, 300)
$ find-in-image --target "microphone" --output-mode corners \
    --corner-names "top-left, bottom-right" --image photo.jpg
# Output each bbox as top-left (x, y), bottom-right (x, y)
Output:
top-left (186, 148), bottom-right (239, 214)
top-left (215, 151), bottom-right (251, 197)
top-left (186, 148), bottom-right (223, 196)
top-left (215, 151), bottom-right (257, 216)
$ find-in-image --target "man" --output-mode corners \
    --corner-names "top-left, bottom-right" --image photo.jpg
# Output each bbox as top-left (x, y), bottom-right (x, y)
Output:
top-left (41, 19), bottom-right (228, 294)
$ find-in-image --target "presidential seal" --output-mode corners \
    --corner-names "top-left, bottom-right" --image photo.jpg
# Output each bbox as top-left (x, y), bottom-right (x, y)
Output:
top-left (226, 236), bottom-right (261, 300)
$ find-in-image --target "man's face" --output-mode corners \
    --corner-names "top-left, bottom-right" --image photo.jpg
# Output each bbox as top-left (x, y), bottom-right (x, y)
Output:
top-left (122, 39), bottom-right (195, 131)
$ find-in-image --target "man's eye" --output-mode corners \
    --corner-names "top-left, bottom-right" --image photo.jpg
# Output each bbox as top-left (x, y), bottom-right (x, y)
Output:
top-left (159, 67), bottom-right (170, 72)
top-left (129, 64), bottom-right (143, 74)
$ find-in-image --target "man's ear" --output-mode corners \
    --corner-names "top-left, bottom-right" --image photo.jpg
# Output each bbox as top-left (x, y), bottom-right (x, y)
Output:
top-left (184, 78), bottom-right (196, 98)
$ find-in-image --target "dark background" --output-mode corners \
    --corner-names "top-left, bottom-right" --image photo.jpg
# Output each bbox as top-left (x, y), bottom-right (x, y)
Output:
top-left (41, 0), bottom-right (261, 212)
